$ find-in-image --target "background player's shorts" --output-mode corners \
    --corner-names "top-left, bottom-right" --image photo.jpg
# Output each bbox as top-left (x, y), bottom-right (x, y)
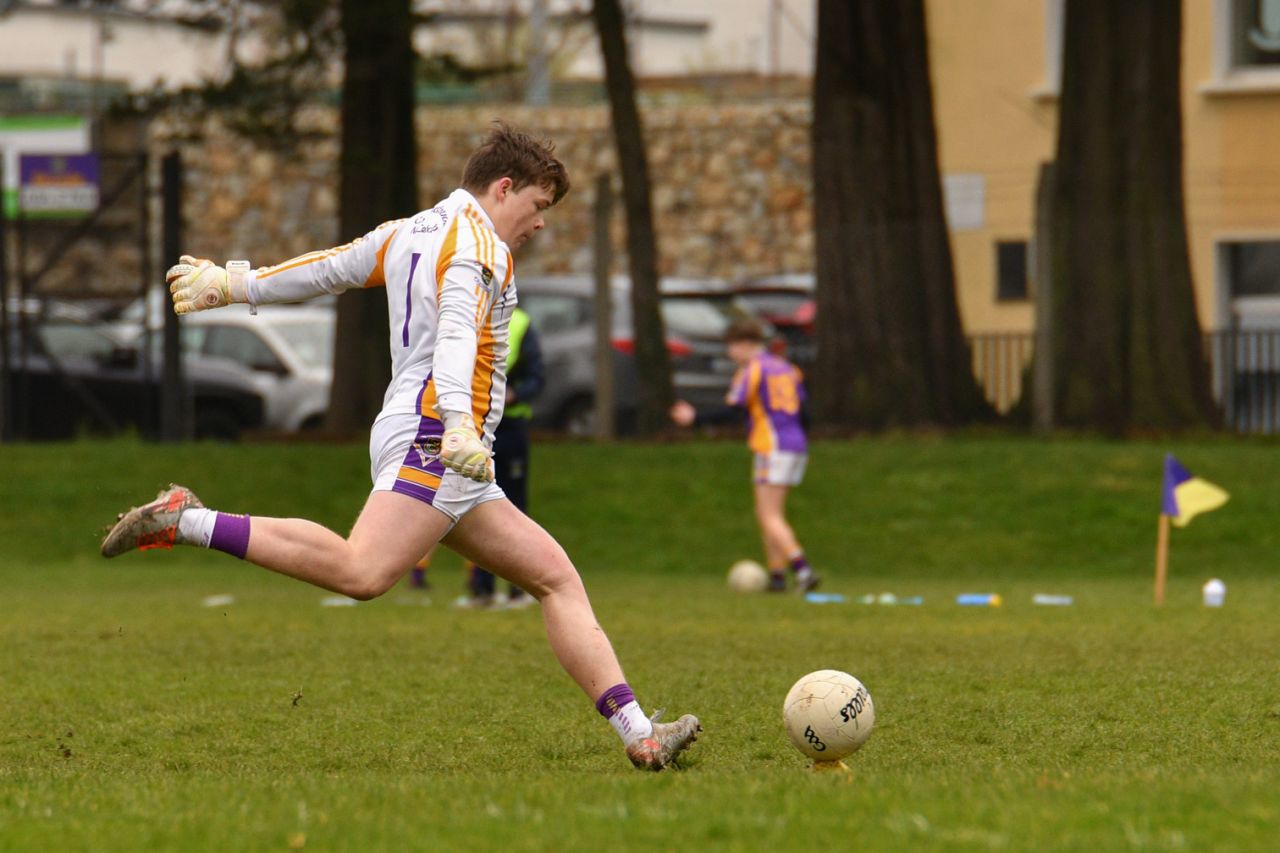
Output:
top-left (370, 413), bottom-right (505, 522)
top-left (753, 451), bottom-right (808, 486)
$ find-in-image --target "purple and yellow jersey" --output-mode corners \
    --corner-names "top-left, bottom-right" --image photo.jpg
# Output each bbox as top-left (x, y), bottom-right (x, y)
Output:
top-left (727, 352), bottom-right (807, 455)
top-left (239, 188), bottom-right (514, 447)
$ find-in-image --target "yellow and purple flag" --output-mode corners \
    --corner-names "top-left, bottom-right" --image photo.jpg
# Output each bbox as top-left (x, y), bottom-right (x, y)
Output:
top-left (1162, 454), bottom-right (1229, 528)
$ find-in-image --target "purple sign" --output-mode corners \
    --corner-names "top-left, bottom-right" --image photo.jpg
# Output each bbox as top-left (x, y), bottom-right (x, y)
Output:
top-left (19, 153), bottom-right (99, 214)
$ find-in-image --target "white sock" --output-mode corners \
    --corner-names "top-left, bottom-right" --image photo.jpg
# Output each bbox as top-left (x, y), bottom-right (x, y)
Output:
top-left (609, 701), bottom-right (654, 746)
top-left (176, 507), bottom-right (218, 547)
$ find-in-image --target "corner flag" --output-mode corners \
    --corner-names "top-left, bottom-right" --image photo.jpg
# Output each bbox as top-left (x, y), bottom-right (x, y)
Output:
top-left (1161, 454), bottom-right (1229, 528)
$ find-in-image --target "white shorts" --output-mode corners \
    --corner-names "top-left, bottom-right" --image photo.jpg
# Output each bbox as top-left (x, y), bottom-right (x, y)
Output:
top-left (753, 451), bottom-right (808, 486)
top-left (370, 413), bottom-right (506, 522)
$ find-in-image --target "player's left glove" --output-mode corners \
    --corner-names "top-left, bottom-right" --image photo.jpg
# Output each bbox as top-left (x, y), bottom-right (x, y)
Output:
top-left (166, 256), bottom-right (251, 315)
top-left (440, 411), bottom-right (494, 483)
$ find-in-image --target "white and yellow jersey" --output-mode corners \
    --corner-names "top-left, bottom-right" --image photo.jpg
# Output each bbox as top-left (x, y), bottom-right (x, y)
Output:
top-left (241, 188), bottom-right (515, 445)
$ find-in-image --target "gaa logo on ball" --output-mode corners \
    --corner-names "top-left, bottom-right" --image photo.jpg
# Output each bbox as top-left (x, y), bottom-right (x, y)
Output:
top-left (783, 669), bottom-right (875, 764)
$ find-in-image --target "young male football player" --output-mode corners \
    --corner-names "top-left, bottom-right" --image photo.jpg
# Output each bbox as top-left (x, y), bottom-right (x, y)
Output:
top-left (101, 125), bottom-right (699, 770)
top-left (672, 318), bottom-right (819, 593)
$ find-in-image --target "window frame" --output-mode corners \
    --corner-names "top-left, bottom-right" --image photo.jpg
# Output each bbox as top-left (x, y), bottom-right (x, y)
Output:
top-left (1216, 235), bottom-right (1280, 328)
top-left (994, 239), bottom-right (1032, 303)
top-left (1205, 0), bottom-right (1280, 94)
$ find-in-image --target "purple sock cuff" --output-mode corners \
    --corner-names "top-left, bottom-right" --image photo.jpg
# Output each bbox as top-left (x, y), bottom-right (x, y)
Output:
top-left (210, 513), bottom-right (251, 559)
top-left (595, 683), bottom-right (636, 719)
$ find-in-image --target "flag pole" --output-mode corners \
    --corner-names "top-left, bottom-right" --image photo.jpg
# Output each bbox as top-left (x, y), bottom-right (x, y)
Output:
top-left (1154, 512), bottom-right (1170, 606)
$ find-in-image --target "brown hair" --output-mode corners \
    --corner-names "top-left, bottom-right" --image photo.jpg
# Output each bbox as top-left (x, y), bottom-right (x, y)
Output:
top-left (460, 122), bottom-right (570, 205)
top-left (725, 317), bottom-right (766, 344)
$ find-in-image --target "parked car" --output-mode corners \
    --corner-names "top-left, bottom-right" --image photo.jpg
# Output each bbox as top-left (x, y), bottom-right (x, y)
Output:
top-left (177, 304), bottom-right (334, 432)
top-left (517, 275), bottom-right (759, 434)
top-left (732, 273), bottom-right (816, 368)
top-left (4, 312), bottom-right (264, 441)
top-left (108, 292), bottom-right (335, 433)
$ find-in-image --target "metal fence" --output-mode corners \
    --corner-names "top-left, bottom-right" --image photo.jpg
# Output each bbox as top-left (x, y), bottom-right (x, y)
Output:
top-left (966, 329), bottom-right (1280, 433)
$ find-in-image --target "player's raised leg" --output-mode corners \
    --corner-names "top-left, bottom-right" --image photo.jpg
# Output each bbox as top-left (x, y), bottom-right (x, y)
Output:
top-left (442, 497), bottom-right (701, 770)
top-left (102, 485), bottom-right (452, 601)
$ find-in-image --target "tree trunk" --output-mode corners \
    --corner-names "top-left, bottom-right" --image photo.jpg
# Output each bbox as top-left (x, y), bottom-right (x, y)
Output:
top-left (326, 0), bottom-right (418, 433)
top-left (592, 0), bottom-right (673, 434)
top-left (811, 0), bottom-right (989, 428)
top-left (1049, 0), bottom-right (1217, 432)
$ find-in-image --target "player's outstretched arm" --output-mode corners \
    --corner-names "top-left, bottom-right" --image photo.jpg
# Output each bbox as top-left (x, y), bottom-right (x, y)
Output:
top-left (166, 256), bottom-right (249, 315)
top-left (167, 220), bottom-right (405, 316)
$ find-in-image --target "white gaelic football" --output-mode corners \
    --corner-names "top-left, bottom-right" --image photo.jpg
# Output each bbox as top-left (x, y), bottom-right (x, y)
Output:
top-left (727, 559), bottom-right (768, 593)
top-left (783, 670), bottom-right (875, 761)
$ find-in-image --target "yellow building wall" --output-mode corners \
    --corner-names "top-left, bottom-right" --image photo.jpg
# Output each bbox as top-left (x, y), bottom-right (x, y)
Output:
top-left (926, 0), bottom-right (1280, 335)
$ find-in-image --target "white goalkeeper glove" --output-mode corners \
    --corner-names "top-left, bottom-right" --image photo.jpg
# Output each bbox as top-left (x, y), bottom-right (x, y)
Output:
top-left (440, 411), bottom-right (494, 483)
top-left (166, 256), bottom-right (251, 315)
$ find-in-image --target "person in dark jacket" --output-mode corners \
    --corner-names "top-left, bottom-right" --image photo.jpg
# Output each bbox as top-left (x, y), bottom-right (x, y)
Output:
top-left (459, 305), bottom-right (545, 608)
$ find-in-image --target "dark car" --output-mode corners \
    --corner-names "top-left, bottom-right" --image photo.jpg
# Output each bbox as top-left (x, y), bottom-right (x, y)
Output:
top-left (517, 275), bottom-right (756, 434)
top-left (3, 316), bottom-right (265, 441)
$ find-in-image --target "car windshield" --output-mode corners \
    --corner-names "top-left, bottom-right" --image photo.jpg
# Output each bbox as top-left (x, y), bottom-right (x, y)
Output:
top-left (275, 319), bottom-right (335, 366)
top-left (661, 297), bottom-right (736, 340)
top-left (36, 324), bottom-right (122, 360)
top-left (521, 293), bottom-right (589, 335)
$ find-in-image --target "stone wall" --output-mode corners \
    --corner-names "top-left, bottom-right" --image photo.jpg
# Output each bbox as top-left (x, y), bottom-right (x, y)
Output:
top-left (149, 100), bottom-right (814, 282)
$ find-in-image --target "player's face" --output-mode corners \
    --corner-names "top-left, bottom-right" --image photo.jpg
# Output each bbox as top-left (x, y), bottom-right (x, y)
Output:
top-left (493, 180), bottom-right (555, 251)
top-left (727, 340), bottom-right (759, 366)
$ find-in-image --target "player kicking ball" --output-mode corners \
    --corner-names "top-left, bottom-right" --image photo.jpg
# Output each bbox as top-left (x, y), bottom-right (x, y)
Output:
top-left (671, 318), bottom-right (819, 593)
top-left (101, 125), bottom-right (699, 771)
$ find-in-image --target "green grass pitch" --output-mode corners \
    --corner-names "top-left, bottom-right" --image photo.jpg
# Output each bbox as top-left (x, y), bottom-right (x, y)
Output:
top-left (2, 436), bottom-right (1279, 850)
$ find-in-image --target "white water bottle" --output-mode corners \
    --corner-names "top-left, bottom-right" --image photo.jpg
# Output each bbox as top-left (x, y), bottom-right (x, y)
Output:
top-left (1202, 578), bottom-right (1226, 607)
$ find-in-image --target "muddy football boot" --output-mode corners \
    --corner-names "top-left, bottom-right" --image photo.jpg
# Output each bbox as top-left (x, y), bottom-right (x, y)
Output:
top-left (626, 711), bottom-right (702, 771)
top-left (101, 484), bottom-right (204, 557)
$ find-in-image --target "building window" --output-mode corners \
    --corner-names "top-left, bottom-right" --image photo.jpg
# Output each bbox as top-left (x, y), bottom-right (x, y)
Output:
top-left (995, 241), bottom-right (1030, 302)
top-left (1231, 0), bottom-right (1280, 70)
top-left (1226, 240), bottom-right (1280, 296)
top-left (1210, 0), bottom-right (1280, 90)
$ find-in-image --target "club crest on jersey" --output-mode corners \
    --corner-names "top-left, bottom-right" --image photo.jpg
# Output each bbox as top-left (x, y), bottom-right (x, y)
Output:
top-left (480, 265), bottom-right (493, 286)
top-left (412, 437), bottom-right (442, 466)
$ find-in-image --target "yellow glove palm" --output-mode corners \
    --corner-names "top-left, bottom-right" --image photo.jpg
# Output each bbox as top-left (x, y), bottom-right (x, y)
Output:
top-left (166, 256), bottom-right (250, 315)
top-left (440, 412), bottom-right (494, 483)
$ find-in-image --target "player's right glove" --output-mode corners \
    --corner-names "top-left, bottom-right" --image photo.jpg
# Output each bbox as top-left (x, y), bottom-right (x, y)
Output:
top-left (166, 256), bottom-right (251, 315)
top-left (440, 411), bottom-right (494, 483)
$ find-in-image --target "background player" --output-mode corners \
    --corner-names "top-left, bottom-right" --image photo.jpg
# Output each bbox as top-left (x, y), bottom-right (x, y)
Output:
top-left (672, 318), bottom-right (819, 593)
top-left (101, 125), bottom-right (699, 770)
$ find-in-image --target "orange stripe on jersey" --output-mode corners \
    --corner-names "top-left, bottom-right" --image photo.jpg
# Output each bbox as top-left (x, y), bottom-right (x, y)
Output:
top-left (256, 249), bottom-right (335, 279)
top-left (471, 308), bottom-right (498, 427)
top-left (397, 467), bottom-right (442, 490)
top-left (745, 360), bottom-right (776, 454)
top-left (464, 206), bottom-right (495, 273)
top-left (435, 215), bottom-right (461, 297)
top-left (362, 227), bottom-right (400, 289)
top-left (256, 219), bottom-right (406, 281)
top-left (502, 251), bottom-right (514, 290)
top-left (419, 377), bottom-right (440, 419)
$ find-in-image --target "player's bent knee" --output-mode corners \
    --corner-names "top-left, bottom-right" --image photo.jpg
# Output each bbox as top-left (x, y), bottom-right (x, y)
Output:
top-left (527, 561), bottom-right (585, 601)
top-left (341, 564), bottom-right (403, 601)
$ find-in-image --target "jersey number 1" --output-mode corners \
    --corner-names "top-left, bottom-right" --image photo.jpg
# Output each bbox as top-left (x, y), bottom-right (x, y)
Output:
top-left (402, 252), bottom-right (422, 347)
